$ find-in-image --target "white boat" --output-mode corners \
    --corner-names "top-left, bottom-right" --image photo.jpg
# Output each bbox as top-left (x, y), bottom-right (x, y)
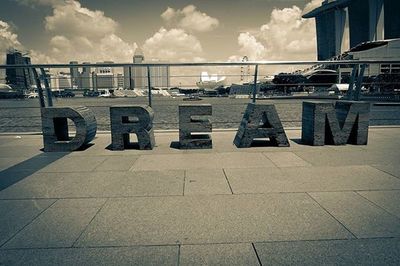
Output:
top-left (196, 72), bottom-right (226, 90)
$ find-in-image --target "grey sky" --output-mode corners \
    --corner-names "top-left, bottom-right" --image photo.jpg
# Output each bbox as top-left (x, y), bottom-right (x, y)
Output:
top-left (0, 0), bottom-right (320, 63)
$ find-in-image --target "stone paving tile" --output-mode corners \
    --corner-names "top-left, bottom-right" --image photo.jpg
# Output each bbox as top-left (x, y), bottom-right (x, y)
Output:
top-left (0, 170), bottom-right (183, 199)
top-left (0, 145), bottom-right (42, 158)
top-left (358, 190), bottom-right (400, 219)
top-left (309, 192), bottom-right (400, 238)
top-left (39, 156), bottom-right (107, 172)
top-left (224, 165), bottom-right (400, 194)
top-left (1, 136), bottom-right (43, 147)
top-left (0, 154), bottom-right (67, 172)
top-left (263, 152), bottom-right (311, 167)
top-left (0, 137), bottom-right (17, 146)
top-left (107, 170), bottom-right (184, 197)
top-left (184, 169), bottom-right (231, 195)
top-left (2, 198), bottom-right (106, 249)
top-left (372, 164), bottom-right (400, 179)
top-left (0, 170), bottom-right (184, 198)
top-left (93, 155), bottom-right (139, 171)
top-left (0, 157), bottom-right (29, 171)
top-left (294, 149), bottom-right (400, 166)
top-left (180, 243), bottom-right (259, 266)
top-left (131, 152), bottom-right (275, 171)
top-left (0, 172), bottom-right (120, 199)
top-left (0, 199), bottom-right (55, 246)
top-left (0, 246), bottom-right (179, 266)
top-left (131, 153), bottom-right (221, 171)
top-left (217, 152), bottom-right (275, 169)
top-left (254, 238), bottom-right (400, 265)
top-left (75, 194), bottom-right (353, 247)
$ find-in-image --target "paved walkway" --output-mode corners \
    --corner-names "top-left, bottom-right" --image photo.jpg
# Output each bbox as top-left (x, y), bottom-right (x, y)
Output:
top-left (0, 128), bottom-right (400, 265)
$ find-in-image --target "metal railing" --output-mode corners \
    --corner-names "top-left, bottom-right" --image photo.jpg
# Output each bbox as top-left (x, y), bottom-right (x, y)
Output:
top-left (0, 60), bottom-right (399, 132)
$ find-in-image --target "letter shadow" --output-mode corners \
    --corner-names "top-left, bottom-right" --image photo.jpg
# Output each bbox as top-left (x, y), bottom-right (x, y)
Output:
top-left (0, 152), bottom-right (69, 191)
top-left (105, 143), bottom-right (140, 150)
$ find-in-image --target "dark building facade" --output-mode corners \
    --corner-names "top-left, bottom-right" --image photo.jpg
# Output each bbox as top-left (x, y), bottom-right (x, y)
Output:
top-left (303, 0), bottom-right (400, 60)
top-left (5, 51), bottom-right (34, 91)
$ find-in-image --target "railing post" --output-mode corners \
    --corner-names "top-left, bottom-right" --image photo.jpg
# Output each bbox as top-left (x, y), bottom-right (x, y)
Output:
top-left (347, 64), bottom-right (358, 100)
top-left (354, 64), bottom-right (366, 101)
top-left (40, 68), bottom-right (53, 107)
top-left (32, 68), bottom-right (45, 108)
top-left (252, 64), bottom-right (258, 103)
top-left (147, 66), bottom-right (152, 107)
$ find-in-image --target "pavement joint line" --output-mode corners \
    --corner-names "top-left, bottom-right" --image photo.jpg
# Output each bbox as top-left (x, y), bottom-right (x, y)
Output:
top-left (3, 237), bottom-right (400, 252)
top-left (222, 168), bottom-right (234, 194)
top-left (0, 244), bottom-right (180, 251)
top-left (305, 192), bottom-right (359, 240)
top-left (0, 199), bottom-right (58, 249)
top-left (291, 151), bottom-right (317, 166)
top-left (3, 189), bottom-right (400, 201)
top-left (369, 165), bottom-right (400, 180)
top-left (128, 157), bottom-right (141, 172)
top-left (176, 244), bottom-right (181, 266)
top-left (91, 156), bottom-right (110, 171)
top-left (182, 170), bottom-right (186, 196)
top-left (252, 236), bottom-right (399, 245)
top-left (251, 242), bottom-right (263, 266)
top-left (354, 191), bottom-right (400, 220)
top-left (71, 198), bottom-right (109, 248)
top-left (260, 152), bottom-right (279, 167)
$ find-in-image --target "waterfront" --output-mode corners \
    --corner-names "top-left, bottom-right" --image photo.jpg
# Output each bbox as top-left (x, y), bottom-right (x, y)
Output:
top-left (1, 97), bottom-right (400, 132)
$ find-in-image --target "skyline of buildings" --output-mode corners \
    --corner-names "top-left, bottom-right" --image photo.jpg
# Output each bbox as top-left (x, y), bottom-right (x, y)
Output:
top-left (2, 0), bottom-right (400, 93)
top-left (63, 48), bottom-right (171, 91)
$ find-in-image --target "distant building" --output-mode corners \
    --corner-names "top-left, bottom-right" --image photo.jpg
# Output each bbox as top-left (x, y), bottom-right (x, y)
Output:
top-left (303, 0), bottom-right (400, 60)
top-left (55, 72), bottom-right (72, 90)
top-left (5, 50), bottom-right (34, 91)
top-left (69, 61), bottom-right (92, 90)
top-left (123, 66), bottom-right (134, 89)
top-left (117, 73), bottom-right (124, 89)
top-left (125, 47), bottom-right (170, 89)
top-left (94, 63), bottom-right (114, 90)
top-left (149, 59), bottom-right (170, 88)
top-left (132, 48), bottom-right (147, 89)
top-left (339, 39), bottom-right (400, 79)
top-left (69, 61), bottom-right (79, 87)
top-left (229, 83), bottom-right (260, 96)
top-left (80, 62), bottom-right (92, 90)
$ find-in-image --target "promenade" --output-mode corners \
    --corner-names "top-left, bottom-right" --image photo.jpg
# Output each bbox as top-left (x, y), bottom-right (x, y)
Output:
top-left (0, 128), bottom-right (400, 265)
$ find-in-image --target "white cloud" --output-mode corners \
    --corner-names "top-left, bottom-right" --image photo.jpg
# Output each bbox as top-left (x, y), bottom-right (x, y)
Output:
top-left (41, 0), bottom-right (137, 63)
top-left (303, 0), bottom-right (323, 15)
top-left (259, 5), bottom-right (316, 60)
top-left (161, 7), bottom-right (176, 21)
top-left (238, 32), bottom-right (267, 60)
top-left (45, 0), bottom-right (117, 39)
top-left (161, 5), bottom-right (219, 32)
top-left (230, 2), bottom-right (318, 62)
top-left (0, 20), bottom-right (23, 64)
top-left (143, 27), bottom-right (203, 62)
top-left (0, 19), bottom-right (52, 76)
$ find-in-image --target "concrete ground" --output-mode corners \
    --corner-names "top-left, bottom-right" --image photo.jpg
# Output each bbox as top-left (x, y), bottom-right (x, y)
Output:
top-left (0, 128), bottom-right (400, 265)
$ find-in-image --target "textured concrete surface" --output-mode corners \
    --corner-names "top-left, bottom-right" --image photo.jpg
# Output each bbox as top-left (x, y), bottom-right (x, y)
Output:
top-left (0, 128), bottom-right (400, 265)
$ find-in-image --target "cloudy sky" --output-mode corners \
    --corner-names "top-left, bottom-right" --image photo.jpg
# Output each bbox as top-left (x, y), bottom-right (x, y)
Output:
top-left (0, 0), bottom-right (324, 64)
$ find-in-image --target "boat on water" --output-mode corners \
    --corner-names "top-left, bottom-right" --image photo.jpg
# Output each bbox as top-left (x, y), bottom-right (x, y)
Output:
top-left (183, 94), bottom-right (202, 101)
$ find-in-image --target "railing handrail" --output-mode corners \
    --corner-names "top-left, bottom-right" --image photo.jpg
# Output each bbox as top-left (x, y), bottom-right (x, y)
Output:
top-left (1, 60), bottom-right (400, 69)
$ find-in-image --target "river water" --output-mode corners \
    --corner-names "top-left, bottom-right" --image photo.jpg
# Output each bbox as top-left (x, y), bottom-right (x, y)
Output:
top-left (0, 97), bottom-right (399, 132)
